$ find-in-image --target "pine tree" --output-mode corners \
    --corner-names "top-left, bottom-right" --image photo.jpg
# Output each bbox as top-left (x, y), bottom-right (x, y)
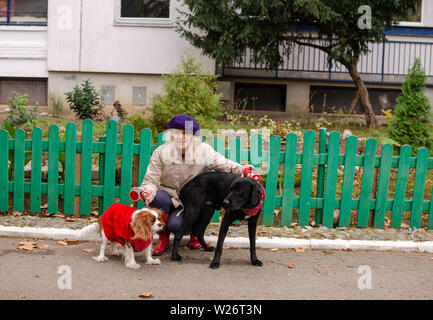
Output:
top-left (388, 58), bottom-right (433, 152)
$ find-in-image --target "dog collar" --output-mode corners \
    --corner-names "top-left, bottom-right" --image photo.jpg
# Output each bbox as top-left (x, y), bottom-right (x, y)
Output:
top-left (242, 183), bottom-right (266, 216)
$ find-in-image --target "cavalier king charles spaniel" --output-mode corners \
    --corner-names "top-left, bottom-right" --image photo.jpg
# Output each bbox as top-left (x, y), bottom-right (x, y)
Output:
top-left (79, 203), bottom-right (165, 269)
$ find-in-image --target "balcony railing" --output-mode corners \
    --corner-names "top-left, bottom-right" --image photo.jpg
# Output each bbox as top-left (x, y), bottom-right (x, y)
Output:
top-left (219, 40), bottom-right (433, 85)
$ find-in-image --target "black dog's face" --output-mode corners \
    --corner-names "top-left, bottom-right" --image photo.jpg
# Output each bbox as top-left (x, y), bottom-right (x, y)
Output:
top-left (222, 178), bottom-right (262, 211)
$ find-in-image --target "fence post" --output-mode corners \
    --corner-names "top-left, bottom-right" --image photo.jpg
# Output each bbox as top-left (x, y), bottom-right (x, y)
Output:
top-left (47, 125), bottom-right (59, 214)
top-left (30, 127), bottom-right (43, 213)
top-left (98, 136), bottom-right (106, 216)
top-left (280, 133), bottom-right (297, 226)
top-left (136, 128), bottom-right (153, 210)
top-left (298, 131), bottom-right (316, 226)
top-left (74, 135), bottom-right (82, 217)
top-left (338, 135), bottom-right (358, 227)
top-left (262, 135), bottom-right (281, 226)
top-left (410, 147), bottom-right (429, 229)
top-left (0, 130), bottom-right (8, 211)
top-left (79, 119), bottom-right (94, 215)
top-left (390, 145), bottom-right (411, 228)
top-left (64, 123), bottom-right (77, 215)
top-left (13, 129), bottom-right (25, 212)
top-left (373, 144), bottom-right (393, 228)
top-left (357, 138), bottom-right (377, 227)
top-left (315, 127), bottom-right (327, 226)
top-left (322, 131), bottom-right (340, 228)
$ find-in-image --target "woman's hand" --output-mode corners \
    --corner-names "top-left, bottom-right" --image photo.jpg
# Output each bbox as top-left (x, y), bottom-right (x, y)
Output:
top-left (242, 167), bottom-right (261, 181)
top-left (129, 187), bottom-right (152, 202)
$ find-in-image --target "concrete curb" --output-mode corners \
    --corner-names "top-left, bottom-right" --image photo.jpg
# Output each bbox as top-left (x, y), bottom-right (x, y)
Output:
top-left (1, 225), bottom-right (433, 252)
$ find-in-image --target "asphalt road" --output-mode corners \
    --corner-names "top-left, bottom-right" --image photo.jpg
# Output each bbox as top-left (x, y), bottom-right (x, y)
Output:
top-left (0, 236), bottom-right (432, 300)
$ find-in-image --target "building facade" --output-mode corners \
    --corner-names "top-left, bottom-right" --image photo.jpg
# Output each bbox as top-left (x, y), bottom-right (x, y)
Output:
top-left (1, 0), bottom-right (433, 122)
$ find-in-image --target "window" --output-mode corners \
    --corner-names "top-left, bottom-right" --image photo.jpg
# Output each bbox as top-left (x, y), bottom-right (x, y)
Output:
top-left (115, 0), bottom-right (173, 27)
top-left (121, 0), bottom-right (169, 18)
top-left (398, 0), bottom-right (424, 26)
top-left (234, 83), bottom-right (286, 112)
top-left (309, 86), bottom-right (401, 115)
top-left (0, 77), bottom-right (48, 105)
top-left (0, 0), bottom-right (47, 25)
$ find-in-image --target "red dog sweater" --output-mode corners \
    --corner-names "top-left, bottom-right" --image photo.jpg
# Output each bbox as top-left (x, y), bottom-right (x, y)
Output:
top-left (101, 203), bottom-right (152, 252)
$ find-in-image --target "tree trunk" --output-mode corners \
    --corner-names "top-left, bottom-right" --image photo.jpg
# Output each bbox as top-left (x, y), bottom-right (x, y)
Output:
top-left (346, 58), bottom-right (379, 128)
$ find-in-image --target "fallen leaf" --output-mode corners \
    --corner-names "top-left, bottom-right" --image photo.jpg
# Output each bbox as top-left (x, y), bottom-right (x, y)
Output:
top-left (40, 204), bottom-right (48, 209)
top-left (138, 277), bottom-right (142, 280)
top-left (17, 241), bottom-right (38, 251)
top-left (12, 211), bottom-right (23, 216)
top-left (342, 248), bottom-right (354, 252)
top-left (81, 248), bottom-right (95, 253)
top-left (411, 250), bottom-right (423, 253)
top-left (138, 292), bottom-right (153, 298)
top-left (294, 247), bottom-right (306, 253)
top-left (401, 223), bottom-right (410, 229)
top-left (257, 230), bottom-right (268, 235)
top-left (32, 274), bottom-right (40, 278)
top-left (270, 248), bottom-right (279, 252)
top-left (53, 214), bottom-right (64, 218)
top-left (88, 217), bottom-right (99, 222)
top-left (57, 238), bottom-right (79, 246)
top-left (39, 244), bottom-right (49, 250)
top-left (65, 217), bottom-right (76, 222)
top-left (287, 264), bottom-right (295, 269)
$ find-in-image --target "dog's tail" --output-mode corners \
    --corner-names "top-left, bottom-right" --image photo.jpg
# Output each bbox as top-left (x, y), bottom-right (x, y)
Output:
top-left (76, 223), bottom-right (100, 241)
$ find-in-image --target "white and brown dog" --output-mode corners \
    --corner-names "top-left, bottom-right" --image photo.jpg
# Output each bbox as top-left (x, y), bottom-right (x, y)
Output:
top-left (79, 203), bottom-right (165, 269)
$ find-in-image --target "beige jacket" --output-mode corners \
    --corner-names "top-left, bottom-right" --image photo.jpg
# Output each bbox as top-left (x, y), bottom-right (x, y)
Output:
top-left (140, 138), bottom-right (248, 208)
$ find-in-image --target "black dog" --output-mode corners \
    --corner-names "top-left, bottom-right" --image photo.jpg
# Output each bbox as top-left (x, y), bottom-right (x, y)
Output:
top-left (171, 172), bottom-right (265, 269)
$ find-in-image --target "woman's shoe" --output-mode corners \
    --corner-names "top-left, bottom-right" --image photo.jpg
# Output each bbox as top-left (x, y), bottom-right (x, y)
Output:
top-left (189, 233), bottom-right (201, 249)
top-left (152, 230), bottom-right (170, 256)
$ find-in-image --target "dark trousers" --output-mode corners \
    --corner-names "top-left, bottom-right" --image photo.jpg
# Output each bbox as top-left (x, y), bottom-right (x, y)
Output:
top-left (149, 190), bottom-right (183, 233)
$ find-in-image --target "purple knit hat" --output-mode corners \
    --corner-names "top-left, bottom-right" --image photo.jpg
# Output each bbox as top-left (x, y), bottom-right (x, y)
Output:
top-left (168, 114), bottom-right (200, 135)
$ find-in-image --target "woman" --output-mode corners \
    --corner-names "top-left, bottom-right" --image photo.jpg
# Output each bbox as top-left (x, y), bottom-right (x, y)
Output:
top-left (130, 114), bottom-right (257, 256)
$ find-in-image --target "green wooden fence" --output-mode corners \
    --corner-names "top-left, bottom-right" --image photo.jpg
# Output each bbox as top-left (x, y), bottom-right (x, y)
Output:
top-left (1, 119), bottom-right (432, 230)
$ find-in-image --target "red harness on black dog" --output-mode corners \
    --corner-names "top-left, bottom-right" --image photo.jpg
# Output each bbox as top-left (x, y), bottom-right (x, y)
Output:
top-left (242, 182), bottom-right (266, 216)
top-left (241, 167), bottom-right (266, 216)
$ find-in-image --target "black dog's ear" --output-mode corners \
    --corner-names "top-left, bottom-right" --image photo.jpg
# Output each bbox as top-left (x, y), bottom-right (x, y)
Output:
top-left (251, 183), bottom-right (262, 205)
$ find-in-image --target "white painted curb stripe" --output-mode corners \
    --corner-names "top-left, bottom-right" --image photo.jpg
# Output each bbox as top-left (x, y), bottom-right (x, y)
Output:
top-left (1, 225), bottom-right (433, 252)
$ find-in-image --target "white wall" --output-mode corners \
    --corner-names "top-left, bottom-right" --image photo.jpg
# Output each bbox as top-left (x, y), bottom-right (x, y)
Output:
top-left (47, 0), bottom-right (214, 75)
top-left (0, 26), bottom-right (48, 77)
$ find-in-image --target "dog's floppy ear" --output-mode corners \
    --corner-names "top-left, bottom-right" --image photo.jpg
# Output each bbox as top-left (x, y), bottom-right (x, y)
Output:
top-left (131, 211), bottom-right (153, 240)
top-left (251, 183), bottom-right (262, 205)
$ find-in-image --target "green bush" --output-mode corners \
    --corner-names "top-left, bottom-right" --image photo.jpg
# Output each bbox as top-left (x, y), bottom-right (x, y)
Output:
top-left (152, 55), bottom-right (223, 133)
top-left (65, 79), bottom-right (104, 120)
top-left (125, 113), bottom-right (157, 143)
top-left (6, 92), bottom-right (38, 127)
top-left (388, 58), bottom-right (433, 153)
